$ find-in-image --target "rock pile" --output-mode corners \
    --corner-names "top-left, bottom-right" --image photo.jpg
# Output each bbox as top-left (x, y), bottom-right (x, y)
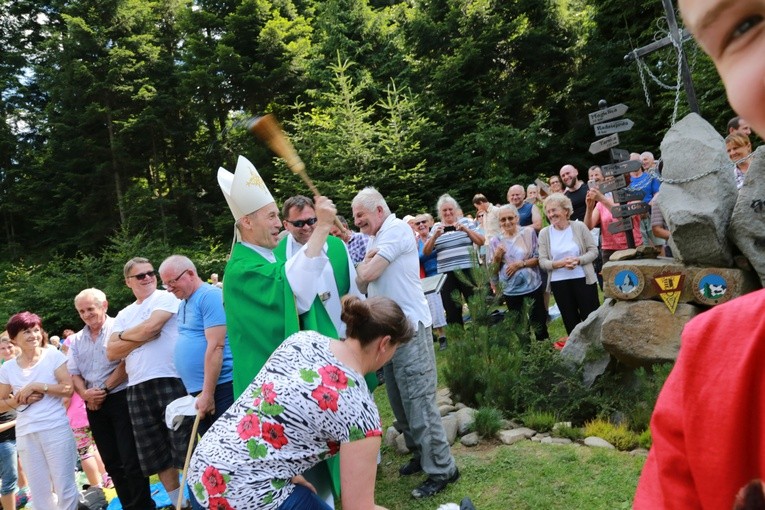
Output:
top-left (383, 388), bottom-right (648, 456)
top-left (563, 113), bottom-right (763, 376)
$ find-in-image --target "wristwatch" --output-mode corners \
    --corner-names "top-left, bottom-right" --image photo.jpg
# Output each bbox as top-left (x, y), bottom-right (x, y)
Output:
top-left (43, 383), bottom-right (48, 393)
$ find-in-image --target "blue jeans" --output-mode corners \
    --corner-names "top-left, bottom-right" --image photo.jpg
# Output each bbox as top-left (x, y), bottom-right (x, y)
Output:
top-left (0, 439), bottom-right (17, 495)
top-left (278, 485), bottom-right (333, 510)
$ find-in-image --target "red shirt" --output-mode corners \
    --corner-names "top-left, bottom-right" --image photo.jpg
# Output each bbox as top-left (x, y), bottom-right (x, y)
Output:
top-left (634, 288), bottom-right (765, 509)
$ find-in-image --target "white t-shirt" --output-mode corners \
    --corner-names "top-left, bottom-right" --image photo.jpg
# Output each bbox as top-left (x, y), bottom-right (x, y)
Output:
top-left (549, 226), bottom-right (586, 282)
top-left (113, 290), bottom-right (181, 386)
top-left (368, 214), bottom-right (432, 328)
top-left (0, 348), bottom-right (70, 436)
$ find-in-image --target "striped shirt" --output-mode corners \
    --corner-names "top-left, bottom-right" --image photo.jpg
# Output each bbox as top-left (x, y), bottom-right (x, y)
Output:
top-left (433, 218), bottom-right (479, 273)
top-left (67, 316), bottom-right (127, 393)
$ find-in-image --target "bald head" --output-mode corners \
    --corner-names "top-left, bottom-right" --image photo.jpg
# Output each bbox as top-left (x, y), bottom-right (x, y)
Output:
top-left (559, 165), bottom-right (579, 190)
top-left (507, 185), bottom-right (525, 207)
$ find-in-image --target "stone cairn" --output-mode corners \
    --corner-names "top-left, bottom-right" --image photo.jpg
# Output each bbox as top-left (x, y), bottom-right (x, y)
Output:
top-left (562, 113), bottom-right (764, 384)
top-left (383, 388), bottom-right (645, 454)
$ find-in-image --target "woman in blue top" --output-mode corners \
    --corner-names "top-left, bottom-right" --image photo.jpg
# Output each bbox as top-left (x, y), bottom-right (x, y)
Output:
top-left (487, 205), bottom-right (549, 340)
top-left (422, 194), bottom-right (485, 329)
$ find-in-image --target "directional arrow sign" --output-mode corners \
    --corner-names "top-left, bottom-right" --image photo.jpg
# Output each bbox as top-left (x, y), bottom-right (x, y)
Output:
top-left (613, 188), bottom-right (646, 203)
top-left (588, 104), bottom-right (629, 126)
top-left (594, 118), bottom-right (634, 136)
top-left (611, 202), bottom-right (651, 218)
top-left (607, 218), bottom-right (635, 234)
top-left (610, 148), bottom-right (630, 162)
top-left (601, 159), bottom-right (641, 177)
top-left (588, 133), bottom-right (620, 154)
top-left (597, 175), bottom-right (627, 194)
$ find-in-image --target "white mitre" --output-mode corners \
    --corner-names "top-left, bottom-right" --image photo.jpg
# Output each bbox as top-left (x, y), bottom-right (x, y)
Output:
top-left (217, 155), bottom-right (275, 220)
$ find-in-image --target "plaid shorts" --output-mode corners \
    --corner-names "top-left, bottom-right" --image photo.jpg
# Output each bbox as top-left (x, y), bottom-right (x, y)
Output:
top-left (127, 377), bottom-right (193, 477)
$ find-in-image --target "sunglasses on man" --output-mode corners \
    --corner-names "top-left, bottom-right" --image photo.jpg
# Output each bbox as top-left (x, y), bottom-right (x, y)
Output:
top-left (127, 270), bottom-right (158, 281)
top-left (285, 217), bottom-right (318, 228)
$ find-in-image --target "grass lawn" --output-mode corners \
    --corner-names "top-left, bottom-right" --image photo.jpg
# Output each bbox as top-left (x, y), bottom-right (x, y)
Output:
top-left (371, 312), bottom-right (645, 510)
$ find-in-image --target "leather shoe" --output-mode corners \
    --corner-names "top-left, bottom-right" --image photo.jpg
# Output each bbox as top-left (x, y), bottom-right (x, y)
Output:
top-left (398, 457), bottom-right (423, 476)
top-left (411, 468), bottom-right (460, 499)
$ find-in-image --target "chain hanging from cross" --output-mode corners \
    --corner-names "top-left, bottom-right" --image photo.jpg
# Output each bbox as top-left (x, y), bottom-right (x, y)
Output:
top-left (624, 0), bottom-right (699, 124)
top-left (631, 19), bottom-right (685, 125)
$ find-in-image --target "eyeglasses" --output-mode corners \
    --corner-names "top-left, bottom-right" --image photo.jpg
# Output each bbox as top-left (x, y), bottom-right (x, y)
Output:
top-left (499, 216), bottom-right (517, 222)
top-left (414, 220), bottom-right (427, 226)
top-left (285, 217), bottom-right (318, 228)
top-left (127, 270), bottom-right (157, 281)
top-left (162, 269), bottom-right (189, 289)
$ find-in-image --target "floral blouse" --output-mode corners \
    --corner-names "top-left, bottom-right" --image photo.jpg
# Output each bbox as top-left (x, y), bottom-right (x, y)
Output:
top-left (487, 226), bottom-right (543, 296)
top-left (187, 331), bottom-right (381, 509)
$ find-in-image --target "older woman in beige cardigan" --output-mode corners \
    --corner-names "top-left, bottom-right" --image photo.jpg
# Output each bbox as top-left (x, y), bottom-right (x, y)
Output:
top-left (538, 193), bottom-right (600, 335)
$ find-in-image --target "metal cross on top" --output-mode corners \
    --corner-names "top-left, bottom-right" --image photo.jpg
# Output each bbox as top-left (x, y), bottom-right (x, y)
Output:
top-left (624, 0), bottom-right (699, 114)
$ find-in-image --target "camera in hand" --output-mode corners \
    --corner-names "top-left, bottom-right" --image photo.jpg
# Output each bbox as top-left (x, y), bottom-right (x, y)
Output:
top-left (443, 225), bottom-right (456, 232)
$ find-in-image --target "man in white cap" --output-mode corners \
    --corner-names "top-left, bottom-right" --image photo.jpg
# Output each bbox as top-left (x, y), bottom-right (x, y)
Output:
top-left (217, 155), bottom-right (340, 395)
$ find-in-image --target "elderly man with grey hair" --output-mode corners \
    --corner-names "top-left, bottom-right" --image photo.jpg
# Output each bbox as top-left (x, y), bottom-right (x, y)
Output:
top-left (68, 288), bottom-right (155, 510)
top-left (353, 187), bottom-right (460, 500)
top-left (159, 255), bottom-right (234, 437)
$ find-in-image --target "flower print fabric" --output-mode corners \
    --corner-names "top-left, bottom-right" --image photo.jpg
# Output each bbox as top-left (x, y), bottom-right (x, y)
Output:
top-left (187, 331), bottom-right (381, 509)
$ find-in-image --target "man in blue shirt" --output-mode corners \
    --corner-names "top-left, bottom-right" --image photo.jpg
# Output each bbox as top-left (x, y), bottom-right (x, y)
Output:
top-left (159, 255), bottom-right (235, 436)
top-left (628, 153), bottom-right (663, 247)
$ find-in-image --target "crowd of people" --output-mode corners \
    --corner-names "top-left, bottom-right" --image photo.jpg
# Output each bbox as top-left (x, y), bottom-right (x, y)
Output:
top-left (0, 7), bottom-right (760, 502)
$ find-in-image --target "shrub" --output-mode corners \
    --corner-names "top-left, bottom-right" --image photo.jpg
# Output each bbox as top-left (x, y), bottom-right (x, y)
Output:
top-left (638, 428), bottom-right (652, 449)
top-left (584, 418), bottom-right (639, 451)
top-left (625, 363), bottom-right (674, 432)
top-left (521, 409), bottom-right (557, 433)
top-left (440, 264), bottom-right (675, 432)
top-left (552, 424), bottom-right (584, 441)
top-left (472, 407), bottom-right (504, 438)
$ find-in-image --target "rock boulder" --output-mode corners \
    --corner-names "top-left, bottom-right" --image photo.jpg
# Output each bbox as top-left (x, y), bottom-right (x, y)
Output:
top-left (659, 113), bottom-right (737, 266)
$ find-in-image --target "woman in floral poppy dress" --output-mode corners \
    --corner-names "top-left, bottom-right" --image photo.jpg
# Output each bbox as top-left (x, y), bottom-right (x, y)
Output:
top-left (187, 296), bottom-right (414, 510)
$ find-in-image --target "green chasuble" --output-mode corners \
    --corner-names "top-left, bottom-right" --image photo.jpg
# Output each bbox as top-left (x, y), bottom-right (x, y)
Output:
top-left (223, 239), bottom-right (356, 499)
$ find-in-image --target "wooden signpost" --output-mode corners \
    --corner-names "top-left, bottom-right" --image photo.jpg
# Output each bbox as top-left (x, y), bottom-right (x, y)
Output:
top-left (588, 104), bottom-right (629, 125)
top-left (611, 202), bottom-right (651, 218)
top-left (594, 119), bottom-right (635, 137)
top-left (589, 133), bottom-right (620, 155)
top-left (586, 99), bottom-right (644, 248)
top-left (601, 159), bottom-right (641, 177)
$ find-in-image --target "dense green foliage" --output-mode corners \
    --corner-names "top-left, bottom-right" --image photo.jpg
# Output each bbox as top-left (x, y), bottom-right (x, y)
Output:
top-left (1, 0), bottom-right (732, 266)
top-left (0, 229), bottom-right (228, 333)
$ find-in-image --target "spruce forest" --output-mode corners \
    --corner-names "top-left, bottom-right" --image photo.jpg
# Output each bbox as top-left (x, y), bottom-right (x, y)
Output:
top-left (0, 0), bottom-right (732, 327)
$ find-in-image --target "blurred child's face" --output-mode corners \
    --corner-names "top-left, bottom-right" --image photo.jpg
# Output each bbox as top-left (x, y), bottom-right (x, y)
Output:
top-left (679, 0), bottom-right (765, 137)
top-left (0, 342), bottom-right (15, 361)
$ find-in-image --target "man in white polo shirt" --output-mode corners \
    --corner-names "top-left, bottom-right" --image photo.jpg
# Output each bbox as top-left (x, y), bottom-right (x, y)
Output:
top-left (352, 187), bottom-right (459, 500)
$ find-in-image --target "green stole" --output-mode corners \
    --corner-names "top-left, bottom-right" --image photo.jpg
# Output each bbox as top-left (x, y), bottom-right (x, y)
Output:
top-left (274, 235), bottom-right (351, 338)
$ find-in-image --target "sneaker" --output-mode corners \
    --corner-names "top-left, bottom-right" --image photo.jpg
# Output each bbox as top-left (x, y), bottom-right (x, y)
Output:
top-left (438, 337), bottom-right (447, 351)
top-left (398, 457), bottom-right (423, 476)
top-left (411, 468), bottom-right (460, 499)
